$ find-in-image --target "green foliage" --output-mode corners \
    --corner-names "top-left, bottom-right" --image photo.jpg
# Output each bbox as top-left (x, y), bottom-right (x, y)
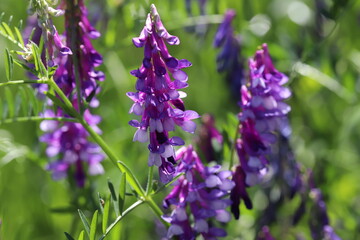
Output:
top-left (0, 85), bottom-right (45, 124)
top-left (0, 13), bottom-right (26, 51)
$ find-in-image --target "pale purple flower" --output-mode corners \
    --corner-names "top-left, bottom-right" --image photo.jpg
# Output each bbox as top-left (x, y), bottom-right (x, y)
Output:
top-left (129, 4), bottom-right (199, 183)
top-left (40, 108), bottom-right (104, 187)
top-left (163, 145), bottom-right (234, 240)
top-left (214, 10), bottom-right (244, 97)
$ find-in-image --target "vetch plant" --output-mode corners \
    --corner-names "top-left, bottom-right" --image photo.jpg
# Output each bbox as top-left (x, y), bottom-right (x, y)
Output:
top-left (0, 1), bottom-right (345, 240)
top-left (128, 4), bottom-right (199, 183)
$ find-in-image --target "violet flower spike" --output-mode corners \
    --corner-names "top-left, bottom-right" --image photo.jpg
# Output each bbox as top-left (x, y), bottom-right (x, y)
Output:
top-left (163, 145), bottom-right (234, 239)
top-left (214, 9), bottom-right (244, 98)
top-left (231, 44), bottom-right (291, 218)
top-left (128, 4), bottom-right (199, 183)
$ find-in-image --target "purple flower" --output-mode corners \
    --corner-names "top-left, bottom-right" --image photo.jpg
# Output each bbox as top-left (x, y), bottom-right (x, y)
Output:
top-left (40, 108), bottom-right (104, 187)
top-left (27, 0), bottom-right (71, 64)
top-left (195, 114), bottom-right (223, 163)
top-left (61, 0), bottom-right (104, 102)
top-left (163, 145), bottom-right (234, 240)
top-left (237, 43), bottom-right (291, 184)
top-left (309, 187), bottom-right (342, 240)
top-left (128, 4), bottom-right (199, 183)
top-left (231, 44), bottom-right (291, 217)
top-left (214, 10), bottom-right (244, 97)
top-left (230, 165), bottom-right (252, 220)
top-left (25, 0), bottom-right (106, 186)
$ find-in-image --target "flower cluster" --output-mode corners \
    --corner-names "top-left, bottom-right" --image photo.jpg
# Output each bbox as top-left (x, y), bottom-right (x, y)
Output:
top-left (26, 0), bottom-right (105, 186)
top-left (163, 145), bottom-right (234, 240)
top-left (40, 109), bottom-right (104, 187)
top-left (214, 10), bottom-right (244, 97)
top-left (231, 43), bottom-right (291, 217)
top-left (128, 4), bottom-right (199, 183)
top-left (28, 0), bottom-right (72, 64)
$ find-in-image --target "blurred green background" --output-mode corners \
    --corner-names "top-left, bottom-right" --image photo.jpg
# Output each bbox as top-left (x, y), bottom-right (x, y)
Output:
top-left (0, 0), bottom-right (360, 239)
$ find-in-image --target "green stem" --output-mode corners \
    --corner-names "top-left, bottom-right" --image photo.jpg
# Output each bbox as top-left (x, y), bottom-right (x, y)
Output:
top-left (100, 200), bottom-right (144, 240)
top-left (48, 78), bottom-right (167, 227)
top-left (145, 195), bottom-right (170, 227)
top-left (0, 79), bottom-right (47, 87)
top-left (0, 116), bottom-right (78, 125)
top-left (146, 166), bottom-right (154, 195)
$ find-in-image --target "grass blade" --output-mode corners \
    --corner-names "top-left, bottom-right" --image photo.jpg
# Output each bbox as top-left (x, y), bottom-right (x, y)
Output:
top-left (78, 209), bottom-right (90, 237)
top-left (77, 230), bottom-right (85, 240)
top-left (64, 232), bottom-right (75, 240)
top-left (108, 179), bottom-right (120, 216)
top-left (89, 210), bottom-right (98, 240)
top-left (102, 194), bottom-right (110, 234)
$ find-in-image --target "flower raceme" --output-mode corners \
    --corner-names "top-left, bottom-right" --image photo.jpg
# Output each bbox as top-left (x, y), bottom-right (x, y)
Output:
top-left (163, 145), bottom-right (234, 240)
top-left (25, 0), bottom-right (105, 186)
top-left (231, 43), bottom-right (291, 218)
top-left (236, 43), bottom-right (291, 185)
top-left (214, 9), bottom-right (244, 98)
top-left (128, 4), bottom-right (199, 183)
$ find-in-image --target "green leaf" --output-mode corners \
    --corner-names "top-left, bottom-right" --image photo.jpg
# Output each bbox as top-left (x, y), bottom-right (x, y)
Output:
top-left (4, 88), bottom-right (14, 118)
top-left (30, 42), bottom-right (46, 77)
top-left (14, 27), bottom-right (24, 47)
top-left (77, 231), bottom-right (85, 240)
top-left (89, 210), bottom-right (98, 240)
top-left (4, 48), bottom-right (13, 81)
top-left (107, 179), bottom-right (117, 201)
top-left (12, 58), bottom-right (38, 76)
top-left (102, 195), bottom-right (110, 234)
top-left (119, 173), bottom-right (126, 215)
top-left (1, 22), bottom-right (15, 41)
top-left (117, 161), bottom-right (144, 197)
top-left (64, 232), bottom-right (75, 240)
top-left (108, 179), bottom-right (120, 216)
top-left (78, 209), bottom-right (90, 237)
